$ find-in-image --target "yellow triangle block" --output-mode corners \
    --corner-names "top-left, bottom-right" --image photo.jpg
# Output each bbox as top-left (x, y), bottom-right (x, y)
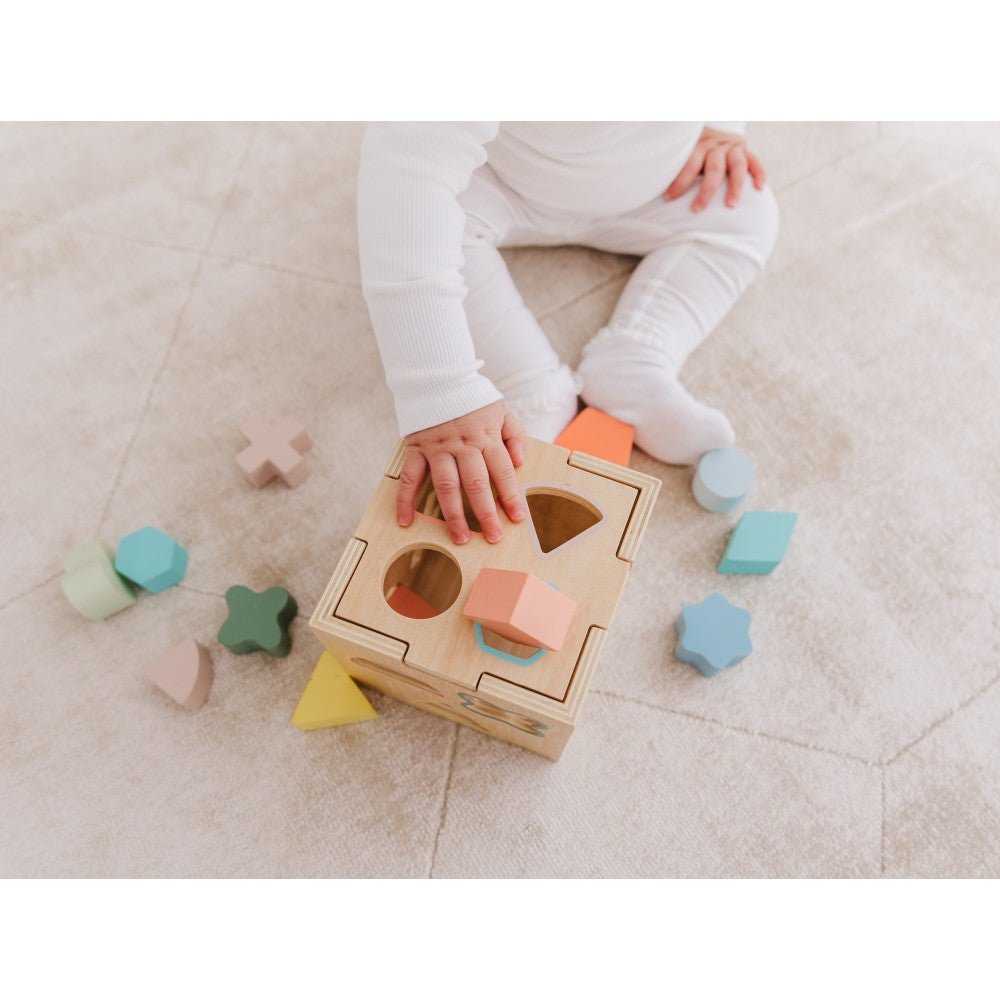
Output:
top-left (292, 652), bottom-right (377, 731)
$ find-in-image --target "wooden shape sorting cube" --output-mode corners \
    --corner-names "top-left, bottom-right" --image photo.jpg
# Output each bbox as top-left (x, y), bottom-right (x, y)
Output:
top-left (675, 592), bottom-right (752, 678)
top-left (309, 436), bottom-right (661, 760)
top-left (718, 511), bottom-right (798, 575)
top-left (463, 569), bottom-right (575, 651)
top-left (237, 414), bottom-right (312, 488)
top-left (292, 652), bottom-right (377, 731)
top-left (115, 526), bottom-right (188, 593)
top-left (556, 406), bottom-right (634, 467)
top-left (60, 539), bottom-right (136, 620)
top-left (692, 448), bottom-right (755, 513)
top-left (145, 638), bottom-right (214, 709)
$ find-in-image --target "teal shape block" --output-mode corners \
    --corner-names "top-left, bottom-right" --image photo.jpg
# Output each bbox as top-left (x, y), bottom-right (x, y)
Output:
top-left (675, 592), bottom-right (752, 678)
top-left (473, 622), bottom-right (547, 666)
top-left (115, 526), bottom-right (188, 592)
top-left (718, 511), bottom-right (798, 575)
top-left (218, 585), bottom-right (297, 657)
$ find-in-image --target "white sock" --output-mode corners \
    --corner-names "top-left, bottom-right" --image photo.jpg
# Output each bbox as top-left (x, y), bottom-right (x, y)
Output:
top-left (578, 335), bottom-right (734, 466)
top-left (502, 364), bottom-right (581, 442)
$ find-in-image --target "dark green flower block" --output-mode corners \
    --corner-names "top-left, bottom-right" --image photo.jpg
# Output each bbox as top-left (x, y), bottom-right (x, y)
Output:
top-left (218, 585), bottom-right (297, 657)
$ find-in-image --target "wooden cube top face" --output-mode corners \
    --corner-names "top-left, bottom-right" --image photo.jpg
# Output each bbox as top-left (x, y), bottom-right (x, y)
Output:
top-left (311, 437), bottom-right (659, 705)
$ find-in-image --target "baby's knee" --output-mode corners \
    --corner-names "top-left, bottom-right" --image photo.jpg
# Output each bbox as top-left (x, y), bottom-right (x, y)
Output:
top-left (727, 183), bottom-right (780, 266)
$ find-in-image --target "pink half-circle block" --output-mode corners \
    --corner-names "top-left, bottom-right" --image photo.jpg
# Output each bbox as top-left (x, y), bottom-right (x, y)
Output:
top-left (145, 639), bottom-right (214, 710)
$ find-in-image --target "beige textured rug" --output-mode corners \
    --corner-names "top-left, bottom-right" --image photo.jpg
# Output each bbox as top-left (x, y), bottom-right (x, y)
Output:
top-left (2, 123), bottom-right (997, 877)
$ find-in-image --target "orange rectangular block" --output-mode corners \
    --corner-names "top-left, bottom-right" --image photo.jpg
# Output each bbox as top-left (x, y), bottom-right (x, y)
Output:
top-left (556, 407), bottom-right (634, 467)
top-left (462, 569), bottom-right (576, 652)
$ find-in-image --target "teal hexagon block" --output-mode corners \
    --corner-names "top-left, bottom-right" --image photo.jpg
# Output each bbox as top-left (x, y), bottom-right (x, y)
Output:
top-left (675, 592), bottom-right (752, 678)
top-left (718, 511), bottom-right (798, 575)
top-left (114, 526), bottom-right (188, 593)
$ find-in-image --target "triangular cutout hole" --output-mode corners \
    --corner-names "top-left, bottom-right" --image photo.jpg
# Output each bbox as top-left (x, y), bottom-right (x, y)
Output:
top-left (525, 486), bottom-right (604, 555)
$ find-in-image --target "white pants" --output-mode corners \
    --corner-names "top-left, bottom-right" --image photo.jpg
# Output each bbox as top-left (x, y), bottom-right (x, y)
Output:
top-left (457, 162), bottom-right (780, 413)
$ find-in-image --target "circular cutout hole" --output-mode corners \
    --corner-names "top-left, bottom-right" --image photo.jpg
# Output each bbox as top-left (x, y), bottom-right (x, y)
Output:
top-left (383, 545), bottom-right (462, 619)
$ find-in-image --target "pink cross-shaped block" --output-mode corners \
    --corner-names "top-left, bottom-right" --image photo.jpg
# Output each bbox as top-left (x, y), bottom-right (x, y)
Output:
top-left (237, 415), bottom-right (313, 488)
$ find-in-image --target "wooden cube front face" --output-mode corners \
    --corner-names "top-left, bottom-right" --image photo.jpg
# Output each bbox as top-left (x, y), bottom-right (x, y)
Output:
top-left (309, 438), bottom-right (660, 760)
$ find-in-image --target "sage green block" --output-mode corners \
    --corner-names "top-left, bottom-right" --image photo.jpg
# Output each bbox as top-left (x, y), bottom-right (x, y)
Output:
top-left (718, 511), bottom-right (798, 574)
top-left (61, 540), bottom-right (136, 620)
top-left (218, 585), bottom-right (297, 657)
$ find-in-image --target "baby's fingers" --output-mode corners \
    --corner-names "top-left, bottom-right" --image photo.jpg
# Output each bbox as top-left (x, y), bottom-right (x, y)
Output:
top-left (396, 448), bottom-right (428, 527)
top-left (484, 442), bottom-right (526, 529)
top-left (692, 147), bottom-right (727, 212)
top-left (457, 450), bottom-right (503, 544)
top-left (665, 150), bottom-right (706, 200)
top-left (501, 410), bottom-right (526, 467)
top-left (429, 453), bottom-right (470, 544)
top-left (725, 149), bottom-right (748, 207)
top-left (748, 151), bottom-right (766, 189)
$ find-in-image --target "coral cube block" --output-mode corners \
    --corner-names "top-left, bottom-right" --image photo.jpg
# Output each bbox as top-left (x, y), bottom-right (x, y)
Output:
top-left (718, 511), bottom-right (798, 575)
top-left (463, 568), bottom-right (576, 652)
top-left (386, 582), bottom-right (440, 620)
top-left (61, 539), bottom-right (136, 620)
top-left (115, 526), bottom-right (188, 592)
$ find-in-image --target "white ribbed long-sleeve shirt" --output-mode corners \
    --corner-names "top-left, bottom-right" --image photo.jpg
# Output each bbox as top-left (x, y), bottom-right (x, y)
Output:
top-left (357, 122), bottom-right (741, 436)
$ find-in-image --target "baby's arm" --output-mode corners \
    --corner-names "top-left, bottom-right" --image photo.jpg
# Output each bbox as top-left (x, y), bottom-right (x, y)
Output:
top-left (357, 123), bottom-right (527, 544)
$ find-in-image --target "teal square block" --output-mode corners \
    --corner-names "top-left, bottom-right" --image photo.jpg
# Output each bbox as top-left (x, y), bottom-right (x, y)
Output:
top-left (718, 511), bottom-right (798, 575)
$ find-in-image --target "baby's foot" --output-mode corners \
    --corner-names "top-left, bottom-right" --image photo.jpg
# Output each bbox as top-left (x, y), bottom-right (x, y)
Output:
top-left (502, 365), bottom-right (581, 443)
top-left (579, 356), bottom-right (734, 466)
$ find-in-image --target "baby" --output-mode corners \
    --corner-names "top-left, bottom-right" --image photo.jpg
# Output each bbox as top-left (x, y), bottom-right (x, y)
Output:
top-left (357, 123), bottom-right (778, 545)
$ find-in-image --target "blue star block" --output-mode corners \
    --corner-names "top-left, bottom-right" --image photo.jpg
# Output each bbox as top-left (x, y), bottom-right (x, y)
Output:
top-left (718, 511), bottom-right (798, 575)
top-left (114, 526), bottom-right (188, 593)
top-left (675, 592), bottom-right (752, 677)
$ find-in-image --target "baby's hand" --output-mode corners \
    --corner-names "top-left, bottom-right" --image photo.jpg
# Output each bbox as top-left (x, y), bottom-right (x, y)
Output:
top-left (397, 401), bottom-right (527, 545)
top-left (664, 126), bottom-right (766, 212)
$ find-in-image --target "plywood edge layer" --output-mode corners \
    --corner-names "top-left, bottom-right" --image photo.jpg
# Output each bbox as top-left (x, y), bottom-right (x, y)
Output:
top-left (309, 537), bottom-right (367, 627)
top-left (384, 439), bottom-right (407, 479)
top-left (477, 625), bottom-right (607, 724)
top-left (567, 453), bottom-right (661, 562)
